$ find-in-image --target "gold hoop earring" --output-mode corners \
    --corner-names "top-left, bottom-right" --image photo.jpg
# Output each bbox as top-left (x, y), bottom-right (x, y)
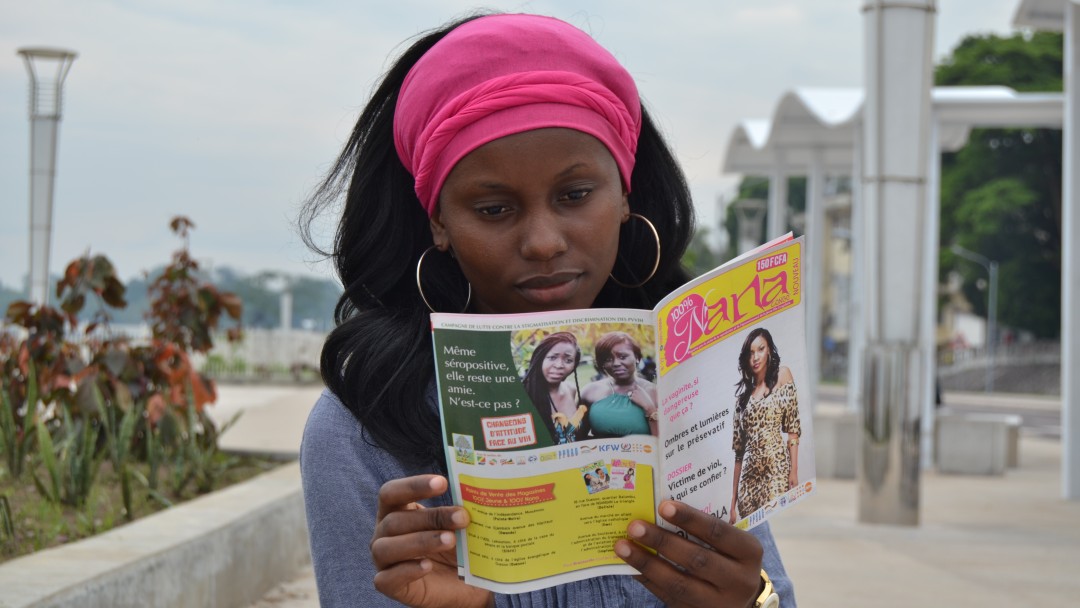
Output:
top-left (609, 213), bottom-right (661, 289)
top-left (416, 246), bottom-right (472, 313)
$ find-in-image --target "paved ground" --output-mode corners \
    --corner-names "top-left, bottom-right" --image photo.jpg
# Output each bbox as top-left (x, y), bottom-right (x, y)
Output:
top-left (214, 384), bottom-right (1078, 607)
top-left (210, 384), bottom-right (324, 608)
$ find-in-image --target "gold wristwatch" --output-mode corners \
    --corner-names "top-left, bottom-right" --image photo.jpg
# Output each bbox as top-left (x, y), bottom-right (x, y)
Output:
top-left (755, 569), bottom-right (780, 608)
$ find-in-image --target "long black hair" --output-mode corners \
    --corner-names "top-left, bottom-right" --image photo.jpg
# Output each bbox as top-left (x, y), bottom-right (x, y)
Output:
top-left (299, 12), bottom-right (695, 468)
top-left (734, 327), bottom-right (781, 413)
top-left (521, 332), bottom-right (581, 442)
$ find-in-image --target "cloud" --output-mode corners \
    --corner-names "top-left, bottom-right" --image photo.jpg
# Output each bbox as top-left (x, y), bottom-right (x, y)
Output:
top-left (733, 4), bottom-right (804, 25)
top-left (0, 0), bottom-right (1022, 287)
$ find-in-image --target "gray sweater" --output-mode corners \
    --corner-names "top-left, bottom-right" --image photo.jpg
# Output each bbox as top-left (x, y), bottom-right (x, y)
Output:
top-left (301, 389), bottom-right (797, 607)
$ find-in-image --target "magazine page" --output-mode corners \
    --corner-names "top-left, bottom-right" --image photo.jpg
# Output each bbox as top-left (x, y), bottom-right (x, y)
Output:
top-left (431, 308), bottom-right (664, 593)
top-left (652, 237), bottom-right (816, 530)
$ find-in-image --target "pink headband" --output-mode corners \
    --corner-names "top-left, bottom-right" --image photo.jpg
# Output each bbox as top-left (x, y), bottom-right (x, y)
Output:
top-left (394, 14), bottom-right (642, 215)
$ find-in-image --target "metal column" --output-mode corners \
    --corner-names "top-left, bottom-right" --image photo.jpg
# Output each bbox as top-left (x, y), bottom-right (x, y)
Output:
top-left (858, 0), bottom-right (936, 525)
top-left (1063, 2), bottom-right (1079, 500)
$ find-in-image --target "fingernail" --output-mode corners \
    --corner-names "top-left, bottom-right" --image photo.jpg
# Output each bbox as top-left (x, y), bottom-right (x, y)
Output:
top-left (440, 531), bottom-right (454, 546)
top-left (614, 541), bottom-right (631, 558)
top-left (659, 502), bottom-right (676, 519)
top-left (627, 522), bottom-right (645, 538)
top-left (429, 476), bottom-right (444, 491)
top-left (419, 559), bottom-right (433, 572)
top-left (451, 509), bottom-right (468, 526)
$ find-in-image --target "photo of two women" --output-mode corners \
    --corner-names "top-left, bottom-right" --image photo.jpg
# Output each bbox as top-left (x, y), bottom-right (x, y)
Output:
top-left (515, 325), bottom-right (659, 444)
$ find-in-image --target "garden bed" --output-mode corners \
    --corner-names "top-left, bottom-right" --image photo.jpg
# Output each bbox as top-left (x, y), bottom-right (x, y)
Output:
top-left (0, 461), bottom-right (308, 608)
top-left (1, 455), bottom-right (280, 563)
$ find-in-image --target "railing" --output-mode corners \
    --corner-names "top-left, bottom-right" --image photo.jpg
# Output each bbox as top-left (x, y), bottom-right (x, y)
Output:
top-left (939, 340), bottom-right (1060, 368)
top-left (4, 323), bottom-right (326, 385)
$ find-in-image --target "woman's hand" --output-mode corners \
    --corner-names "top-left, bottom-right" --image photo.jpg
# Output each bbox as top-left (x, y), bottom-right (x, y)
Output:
top-left (615, 500), bottom-right (763, 608)
top-left (629, 379), bottom-right (660, 435)
top-left (371, 475), bottom-right (492, 608)
top-left (627, 379), bottom-right (658, 411)
top-left (788, 470), bottom-right (798, 491)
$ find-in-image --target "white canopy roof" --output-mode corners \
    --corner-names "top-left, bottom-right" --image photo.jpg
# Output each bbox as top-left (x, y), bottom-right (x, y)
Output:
top-left (1013, 0), bottom-right (1077, 30)
top-left (724, 86), bottom-right (1064, 175)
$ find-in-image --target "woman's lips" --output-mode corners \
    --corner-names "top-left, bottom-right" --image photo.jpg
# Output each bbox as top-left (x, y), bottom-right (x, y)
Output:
top-left (516, 272), bottom-right (582, 305)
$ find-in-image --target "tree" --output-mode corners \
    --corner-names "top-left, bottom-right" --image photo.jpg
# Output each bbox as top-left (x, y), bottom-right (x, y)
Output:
top-left (935, 31), bottom-right (1063, 338)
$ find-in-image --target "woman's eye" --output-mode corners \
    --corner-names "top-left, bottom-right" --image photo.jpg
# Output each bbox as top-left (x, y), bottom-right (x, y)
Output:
top-left (475, 204), bottom-right (511, 217)
top-left (560, 188), bottom-right (592, 203)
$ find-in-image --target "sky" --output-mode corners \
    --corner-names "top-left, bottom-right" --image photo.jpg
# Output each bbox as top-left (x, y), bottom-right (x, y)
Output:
top-left (0, 0), bottom-right (1027, 289)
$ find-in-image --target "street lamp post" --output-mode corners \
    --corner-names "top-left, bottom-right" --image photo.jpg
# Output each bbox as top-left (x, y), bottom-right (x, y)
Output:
top-left (732, 198), bottom-right (767, 254)
top-left (18, 47), bottom-right (77, 306)
top-left (951, 244), bottom-right (999, 392)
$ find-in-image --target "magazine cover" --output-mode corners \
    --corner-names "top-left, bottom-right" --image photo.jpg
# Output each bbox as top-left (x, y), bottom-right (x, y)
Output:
top-left (431, 235), bottom-right (815, 593)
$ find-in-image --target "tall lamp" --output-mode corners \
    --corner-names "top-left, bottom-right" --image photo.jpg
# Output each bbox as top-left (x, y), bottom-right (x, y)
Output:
top-left (18, 47), bottom-right (77, 305)
top-left (732, 198), bottom-right (767, 255)
top-left (951, 243), bottom-right (999, 393)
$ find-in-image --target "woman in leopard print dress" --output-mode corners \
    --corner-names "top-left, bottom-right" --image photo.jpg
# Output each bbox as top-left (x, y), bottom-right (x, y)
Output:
top-left (728, 327), bottom-right (801, 524)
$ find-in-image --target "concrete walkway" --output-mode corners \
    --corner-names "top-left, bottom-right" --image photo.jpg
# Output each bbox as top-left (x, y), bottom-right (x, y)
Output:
top-left (209, 385), bottom-right (326, 458)
top-left (208, 384), bottom-right (324, 607)
top-left (214, 384), bottom-right (1078, 607)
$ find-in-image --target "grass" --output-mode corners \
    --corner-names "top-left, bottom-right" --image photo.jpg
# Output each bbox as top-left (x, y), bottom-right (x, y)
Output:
top-left (0, 454), bottom-right (281, 563)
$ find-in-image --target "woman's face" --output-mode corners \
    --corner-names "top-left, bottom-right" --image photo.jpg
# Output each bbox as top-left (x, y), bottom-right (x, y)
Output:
top-left (431, 128), bottom-right (629, 314)
top-left (541, 342), bottom-right (577, 384)
top-left (749, 335), bottom-right (770, 378)
top-left (603, 340), bottom-right (638, 382)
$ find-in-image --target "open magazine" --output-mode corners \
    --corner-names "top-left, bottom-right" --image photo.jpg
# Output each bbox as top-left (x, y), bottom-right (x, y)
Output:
top-left (431, 234), bottom-right (815, 593)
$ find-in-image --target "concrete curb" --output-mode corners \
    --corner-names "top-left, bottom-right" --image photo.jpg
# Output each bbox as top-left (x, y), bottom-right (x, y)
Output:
top-left (0, 463), bottom-right (309, 608)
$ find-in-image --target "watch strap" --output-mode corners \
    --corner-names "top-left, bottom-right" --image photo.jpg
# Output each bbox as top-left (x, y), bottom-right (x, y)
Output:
top-left (754, 569), bottom-right (780, 608)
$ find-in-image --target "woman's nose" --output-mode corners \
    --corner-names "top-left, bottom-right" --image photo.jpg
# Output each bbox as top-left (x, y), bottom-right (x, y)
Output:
top-left (519, 209), bottom-right (568, 261)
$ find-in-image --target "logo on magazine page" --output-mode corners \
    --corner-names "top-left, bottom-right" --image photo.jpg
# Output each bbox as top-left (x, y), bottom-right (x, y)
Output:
top-left (540, 451), bottom-right (558, 462)
top-left (558, 447), bottom-right (579, 459)
top-left (528, 455), bottom-right (538, 463)
top-left (579, 445), bottom-right (593, 454)
top-left (749, 509), bottom-right (765, 526)
top-left (598, 442), bottom-right (639, 453)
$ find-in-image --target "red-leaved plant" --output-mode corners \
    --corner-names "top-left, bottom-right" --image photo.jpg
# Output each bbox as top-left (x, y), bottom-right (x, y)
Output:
top-left (1, 216), bottom-right (243, 514)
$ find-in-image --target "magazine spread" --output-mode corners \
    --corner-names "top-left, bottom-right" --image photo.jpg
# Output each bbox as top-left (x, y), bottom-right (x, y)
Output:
top-left (431, 235), bottom-right (816, 593)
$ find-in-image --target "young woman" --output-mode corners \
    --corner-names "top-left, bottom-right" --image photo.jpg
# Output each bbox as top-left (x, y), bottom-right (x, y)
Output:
top-left (729, 327), bottom-right (802, 525)
top-left (299, 12), bottom-right (795, 607)
top-left (581, 331), bottom-right (660, 438)
top-left (521, 332), bottom-right (589, 444)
